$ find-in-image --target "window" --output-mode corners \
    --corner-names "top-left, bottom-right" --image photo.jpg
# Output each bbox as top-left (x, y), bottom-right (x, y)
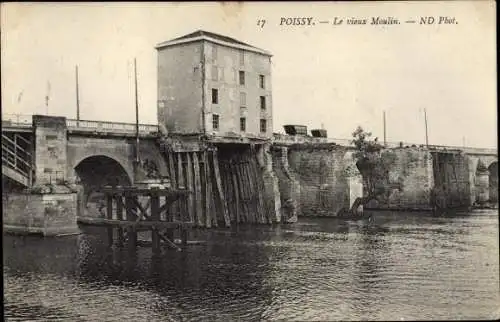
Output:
top-left (260, 96), bottom-right (266, 110)
top-left (212, 89), bottom-right (218, 104)
top-left (239, 50), bottom-right (245, 65)
top-left (240, 92), bottom-right (246, 107)
top-left (212, 66), bottom-right (218, 81)
top-left (240, 117), bottom-right (246, 132)
top-left (212, 45), bottom-right (217, 60)
top-left (260, 119), bottom-right (267, 133)
top-left (239, 71), bottom-right (245, 86)
top-left (259, 75), bottom-right (265, 89)
top-left (213, 114), bottom-right (220, 131)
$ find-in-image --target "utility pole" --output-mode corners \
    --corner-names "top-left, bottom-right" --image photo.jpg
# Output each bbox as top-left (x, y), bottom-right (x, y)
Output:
top-left (424, 108), bottom-right (429, 147)
top-left (383, 110), bottom-right (387, 147)
top-left (134, 58), bottom-right (140, 165)
top-left (75, 65), bottom-right (80, 125)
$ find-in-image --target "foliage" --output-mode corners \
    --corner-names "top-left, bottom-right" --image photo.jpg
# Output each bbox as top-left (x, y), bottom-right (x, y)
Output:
top-left (351, 126), bottom-right (396, 199)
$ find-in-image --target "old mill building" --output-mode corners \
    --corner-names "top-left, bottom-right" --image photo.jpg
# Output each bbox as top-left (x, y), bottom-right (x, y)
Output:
top-left (155, 30), bottom-right (273, 140)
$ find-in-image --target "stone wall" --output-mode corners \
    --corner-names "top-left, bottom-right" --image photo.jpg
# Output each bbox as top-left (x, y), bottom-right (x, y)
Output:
top-left (431, 151), bottom-right (471, 208)
top-left (272, 143), bottom-right (362, 217)
top-left (3, 192), bottom-right (79, 236)
top-left (369, 148), bottom-right (435, 210)
top-left (33, 115), bottom-right (68, 185)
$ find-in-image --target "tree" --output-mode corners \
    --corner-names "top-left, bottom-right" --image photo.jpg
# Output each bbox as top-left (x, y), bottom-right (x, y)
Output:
top-left (349, 126), bottom-right (396, 214)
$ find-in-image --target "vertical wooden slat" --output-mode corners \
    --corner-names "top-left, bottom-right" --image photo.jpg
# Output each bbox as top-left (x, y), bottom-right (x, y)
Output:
top-left (116, 195), bottom-right (125, 246)
top-left (168, 152), bottom-right (178, 221)
top-left (125, 194), bottom-right (137, 250)
top-left (150, 189), bottom-right (161, 254)
top-left (244, 157), bottom-right (257, 223)
top-left (254, 155), bottom-right (267, 224)
top-left (177, 153), bottom-right (186, 223)
top-left (235, 157), bottom-right (249, 223)
top-left (230, 160), bottom-right (241, 224)
top-left (212, 150), bottom-right (230, 227)
top-left (185, 152), bottom-right (194, 224)
top-left (106, 193), bottom-right (114, 247)
top-left (193, 152), bottom-right (203, 227)
top-left (204, 150), bottom-right (212, 228)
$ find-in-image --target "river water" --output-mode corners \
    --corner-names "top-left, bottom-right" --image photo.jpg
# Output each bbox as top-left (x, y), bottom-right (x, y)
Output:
top-left (3, 210), bottom-right (499, 321)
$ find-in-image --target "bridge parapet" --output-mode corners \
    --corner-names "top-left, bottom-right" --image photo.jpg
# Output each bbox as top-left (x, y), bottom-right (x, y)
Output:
top-left (2, 113), bottom-right (159, 136)
top-left (66, 119), bottom-right (159, 134)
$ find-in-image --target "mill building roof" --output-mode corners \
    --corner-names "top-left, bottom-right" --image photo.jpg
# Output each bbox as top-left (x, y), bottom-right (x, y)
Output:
top-left (155, 29), bottom-right (272, 56)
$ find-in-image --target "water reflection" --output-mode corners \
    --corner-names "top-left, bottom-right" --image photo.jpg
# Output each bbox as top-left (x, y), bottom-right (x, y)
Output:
top-left (4, 210), bottom-right (500, 321)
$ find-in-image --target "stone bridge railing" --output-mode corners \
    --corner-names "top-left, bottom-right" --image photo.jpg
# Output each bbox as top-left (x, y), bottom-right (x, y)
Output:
top-left (66, 119), bottom-right (159, 134)
top-left (272, 133), bottom-right (496, 156)
top-left (2, 114), bottom-right (159, 135)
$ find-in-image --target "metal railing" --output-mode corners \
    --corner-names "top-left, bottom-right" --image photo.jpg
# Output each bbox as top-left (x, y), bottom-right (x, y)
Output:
top-left (1, 113), bottom-right (32, 128)
top-left (2, 133), bottom-right (34, 185)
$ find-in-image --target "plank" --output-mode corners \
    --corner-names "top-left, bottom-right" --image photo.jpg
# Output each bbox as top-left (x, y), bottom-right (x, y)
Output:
top-left (116, 195), bottom-right (125, 246)
top-left (212, 150), bottom-right (230, 227)
top-left (168, 152), bottom-right (178, 221)
top-left (150, 191), bottom-right (161, 254)
top-left (250, 154), bottom-right (266, 223)
top-left (125, 196), bottom-right (137, 249)
top-left (77, 217), bottom-right (194, 228)
top-left (230, 160), bottom-right (241, 223)
top-left (185, 152), bottom-right (194, 223)
top-left (177, 152), bottom-right (185, 222)
top-left (243, 158), bottom-right (257, 223)
top-left (106, 194), bottom-right (114, 246)
top-left (234, 158), bottom-right (249, 223)
top-left (192, 152), bottom-right (204, 227)
top-left (204, 150), bottom-right (212, 228)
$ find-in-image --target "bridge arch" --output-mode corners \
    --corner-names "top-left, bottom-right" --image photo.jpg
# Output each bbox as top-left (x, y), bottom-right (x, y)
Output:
top-left (74, 155), bottom-right (133, 207)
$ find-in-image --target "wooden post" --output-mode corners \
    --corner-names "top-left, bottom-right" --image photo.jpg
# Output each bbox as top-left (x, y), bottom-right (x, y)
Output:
top-left (177, 153), bottom-right (186, 221)
top-left (125, 195), bottom-right (137, 250)
top-left (193, 152), bottom-right (203, 227)
top-left (116, 195), bottom-right (125, 247)
top-left (168, 152), bottom-right (178, 221)
top-left (212, 150), bottom-right (230, 227)
top-left (234, 158), bottom-right (249, 223)
top-left (204, 150), bottom-right (212, 228)
top-left (185, 152), bottom-right (194, 223)
top-left (106, 193), bottom-right (114, 247)
top-left (150, 188), bottom-right (161, 254)
top-left (230, 161), bottom-right (241, 224)
top-left (245, 157), bottom-right (259, 223)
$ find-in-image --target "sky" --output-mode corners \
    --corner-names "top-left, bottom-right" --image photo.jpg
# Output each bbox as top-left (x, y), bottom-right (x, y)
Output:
top-left (1, 1), bottom-right (497, 148)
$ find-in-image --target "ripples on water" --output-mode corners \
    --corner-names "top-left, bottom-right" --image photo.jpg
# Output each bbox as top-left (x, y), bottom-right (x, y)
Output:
top-left (3, 210), bottom-right (500, 321)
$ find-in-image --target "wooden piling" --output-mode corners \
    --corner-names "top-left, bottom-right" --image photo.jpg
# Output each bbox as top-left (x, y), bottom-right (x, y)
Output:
top-left (212, 150), bottom-right (230, 227)
top-left (125, 195), bottom-right (137, 250)
top-left (230, 161), bottom-right (241, 223)
top-left (106, 194), bottom-right (114, 247)
top-left (177, 153), bottom-right (185, 218)
top-left (150, 188), bottom-right (161, 254)
top-left (193, 152), bottom-right (203, 227)
top-left (203, 150), bottom-right (212, 228)
top-left (116, 195), bottom-right (125, 246)
top-left (244, 158), bottom-right (257, 223)
top-left (185, 152), bottom-right (194, 223)
top-left (168, 152), bottom-right (178, 221)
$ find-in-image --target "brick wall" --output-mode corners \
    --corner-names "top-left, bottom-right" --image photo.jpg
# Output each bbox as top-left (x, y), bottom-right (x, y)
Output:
top-left (3, 192), bottom-right (78, 236)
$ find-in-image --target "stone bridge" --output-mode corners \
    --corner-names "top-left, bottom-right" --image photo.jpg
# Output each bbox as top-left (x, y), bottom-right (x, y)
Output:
top-left (2, 115), bottom-right (167, 192)
top-left (2, 114), bottom-right (498, 217)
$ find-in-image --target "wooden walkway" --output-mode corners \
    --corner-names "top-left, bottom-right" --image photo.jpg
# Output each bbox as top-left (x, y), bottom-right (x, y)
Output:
top-left (77, 185), bottom-right (192, 252)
